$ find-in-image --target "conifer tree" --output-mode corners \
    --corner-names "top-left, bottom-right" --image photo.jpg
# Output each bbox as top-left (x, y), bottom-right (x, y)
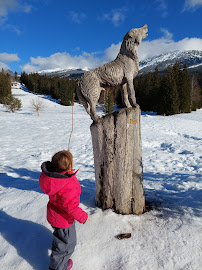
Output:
top-left (14, 71), bottom-right (18, 81)
top-left (116, 86), bottom-right (125, 108)
top-left (135, 75), bottom-right (146, 110)
top-left (0, 71), bottom-right (11, 101)
top-left (172, 62), bottom-right (180, 86)
top-left (152, 67), bottom-right (161, 112)
top-left (178, 64), bottom-right (191, 113)
top-left (162, 66), bottom-right (179, 115)
top-left (2, 94), bottom-right (22, 112)
top-left (104, 89), bottom-right (115, 115)
top-left (143, 72), bottom-right (153, 110)
top-left (60, 79), bottom-right (74, 106)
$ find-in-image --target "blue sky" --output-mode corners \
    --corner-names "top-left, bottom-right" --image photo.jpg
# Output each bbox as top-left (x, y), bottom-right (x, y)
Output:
top-left (0, 0), bottom-right (202, 73)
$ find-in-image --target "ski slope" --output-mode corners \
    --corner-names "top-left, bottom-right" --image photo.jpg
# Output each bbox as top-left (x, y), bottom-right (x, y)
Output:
top-left (0, 83), bottom-right (201, 270)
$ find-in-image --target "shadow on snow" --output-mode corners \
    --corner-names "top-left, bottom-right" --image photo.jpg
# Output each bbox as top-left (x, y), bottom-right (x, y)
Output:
top-left (0, 167), bottom-right (96, 207)
top-left (0, 210), bottom-right (52, 270)
top-left (144, 171), bottom-right (202, 218)
top-left (0, 167), bottom-right (42, 193)
top-left (1, 167), bottom-right (201, 219)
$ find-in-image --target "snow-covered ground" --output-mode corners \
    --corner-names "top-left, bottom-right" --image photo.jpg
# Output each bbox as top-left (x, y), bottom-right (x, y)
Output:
top-left (0, 83), bottom-right (201, 270)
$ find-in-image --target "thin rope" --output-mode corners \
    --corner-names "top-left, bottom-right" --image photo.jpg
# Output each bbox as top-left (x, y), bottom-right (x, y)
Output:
top-left (68, 93), bottom-right (75, 150)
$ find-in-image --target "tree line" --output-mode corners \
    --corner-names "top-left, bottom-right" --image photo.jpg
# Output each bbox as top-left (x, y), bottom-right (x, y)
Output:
top-left (20, 72), bottom-right (77, 106)
top-left (134, 63), bottom-right (202, 115)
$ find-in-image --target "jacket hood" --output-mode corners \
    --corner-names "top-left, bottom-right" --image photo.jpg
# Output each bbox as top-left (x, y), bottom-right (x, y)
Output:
top-left (39, 161), bottom-right (76, 195)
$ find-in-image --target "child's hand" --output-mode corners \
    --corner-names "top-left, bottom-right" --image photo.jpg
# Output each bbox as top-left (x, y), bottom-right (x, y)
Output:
top-left (84, 216), bottom-right (90, 224)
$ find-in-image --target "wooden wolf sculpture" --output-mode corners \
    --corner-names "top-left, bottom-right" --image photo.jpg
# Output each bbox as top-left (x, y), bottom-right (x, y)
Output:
top-left (77, 25), bottom-right (148, 122)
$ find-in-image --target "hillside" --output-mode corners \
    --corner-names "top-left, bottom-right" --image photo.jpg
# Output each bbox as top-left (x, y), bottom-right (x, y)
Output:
top-left (38, 68), bottom-right (86, 78)
top-left (0, 83), bottom-right (201, 270)
top-left (139, 50), bottom-right (202, 74)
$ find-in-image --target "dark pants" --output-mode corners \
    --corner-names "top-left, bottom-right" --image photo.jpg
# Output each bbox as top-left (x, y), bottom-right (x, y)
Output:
top-left (49, 223), bottom-right (77, 270)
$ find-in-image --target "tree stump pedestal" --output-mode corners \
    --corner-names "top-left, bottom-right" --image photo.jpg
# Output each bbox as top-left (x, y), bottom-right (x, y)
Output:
top-left (90, 105), bottom-right (145, 215)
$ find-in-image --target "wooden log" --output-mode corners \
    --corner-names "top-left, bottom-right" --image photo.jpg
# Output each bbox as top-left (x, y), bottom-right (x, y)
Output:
top-left (90, 105), bottom-right (145, 215)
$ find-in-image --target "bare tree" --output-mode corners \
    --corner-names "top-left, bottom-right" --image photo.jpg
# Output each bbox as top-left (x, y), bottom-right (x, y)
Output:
top-left (31, 97), bottom-right (44, 116)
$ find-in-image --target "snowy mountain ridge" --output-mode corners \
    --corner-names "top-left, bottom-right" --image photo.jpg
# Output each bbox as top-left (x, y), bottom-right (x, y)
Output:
top-left (37, 67), bottom-right (88, 78)
top-left (139, 50), bottom-right (202, 74)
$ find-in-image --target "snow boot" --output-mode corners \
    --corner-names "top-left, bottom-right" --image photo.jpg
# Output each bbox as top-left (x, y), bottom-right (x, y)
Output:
top-left (66, 259), bottom-right (73, 270)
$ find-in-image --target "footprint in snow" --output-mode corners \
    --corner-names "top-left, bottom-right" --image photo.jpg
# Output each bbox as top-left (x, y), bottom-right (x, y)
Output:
top-left (160, 143), bottom-right (175, 153)
top-left (183, 134), bottom-right (201, 141)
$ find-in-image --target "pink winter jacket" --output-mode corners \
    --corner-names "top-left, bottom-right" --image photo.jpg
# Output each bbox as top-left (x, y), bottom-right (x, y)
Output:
top-left (39, 161), bottom-right (88, 229)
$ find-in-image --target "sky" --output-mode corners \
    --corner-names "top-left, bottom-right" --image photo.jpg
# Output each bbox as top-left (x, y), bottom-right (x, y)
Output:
top-left (0, 0), bottom-right (202, 74)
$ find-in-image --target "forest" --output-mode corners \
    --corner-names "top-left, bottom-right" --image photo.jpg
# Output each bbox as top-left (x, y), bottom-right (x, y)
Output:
top-left (134, 63), bottom-right (202, 115)
top-left (20, 72), bottom-right (77, 106)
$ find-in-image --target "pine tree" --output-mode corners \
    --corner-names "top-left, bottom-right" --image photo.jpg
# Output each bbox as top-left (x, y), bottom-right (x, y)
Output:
top-left (161, 66), bottom-right (179, 115)
top-left (178, 64), bottom-right (191, 113)
top-left (135, 75), bottom-right (146, 110)
top-left (60, 79), bottom-right (74, 106)
top-left (2, 94), bottom-right (22, 112)
top-left (143, 72), bottom-right (153, 111)
top-left (172, 62), bottom-right (180, 86)
top-left (0, 71), bottom-right (11, 102)
top-left (104, 89), bottom-right (115, 115)
top-left (152, 67), bottom-right (161, 112)
top-left (14, 71), bottom-right (18, 81)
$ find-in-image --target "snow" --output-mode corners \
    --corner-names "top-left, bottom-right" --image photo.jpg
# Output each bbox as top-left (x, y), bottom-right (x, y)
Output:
top-left (188, 63), bottom-right (202, 69)
top-left (37, 67), bottom-right (89, 75)
top-left (0, 83), bottom-right (202, 270)
top-left (139, 50), bottom-right (202, 70)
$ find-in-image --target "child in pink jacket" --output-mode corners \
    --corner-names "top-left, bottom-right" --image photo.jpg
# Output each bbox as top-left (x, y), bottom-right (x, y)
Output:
top-left (39, 150), bottom-right (90, 270)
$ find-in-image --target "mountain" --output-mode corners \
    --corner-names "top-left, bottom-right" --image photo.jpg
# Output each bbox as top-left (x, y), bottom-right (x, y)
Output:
top-left (37, 68), bottom-right (87, 78)
top-left (139, 50), bottom-right (202, 74)
top-left (5, 69), bottom-right (14, 76)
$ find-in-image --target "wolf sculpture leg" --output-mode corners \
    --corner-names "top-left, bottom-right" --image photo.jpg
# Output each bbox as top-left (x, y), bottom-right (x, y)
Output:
top-left (122, 83), bottom-right (132, 108)
top-left (127, 80), bottom-right (137, 107)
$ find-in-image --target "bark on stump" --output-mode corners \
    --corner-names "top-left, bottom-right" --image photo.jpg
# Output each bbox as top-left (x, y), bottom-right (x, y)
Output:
top-left (90, 106), bottom-right (145, 215)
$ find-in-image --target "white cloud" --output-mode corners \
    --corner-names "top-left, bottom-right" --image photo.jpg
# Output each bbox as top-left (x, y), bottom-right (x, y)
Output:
top-left (69, 11), bottom-right (86, 24)
top-left (21, 52), bottom-right (102, 73)
top-left (0, 53), bottom-right (20, 63)
top-left (155, 0), bottom-right (168, 17)
top-left (21, 30), bottom-right (202, 73)
top-left (183, 0), bottom-right (202, 10)
top-left (139, 29), bottom-right (202, 60)
top-left (22, 4), bottom-right (32, 13)
top-left (0, 62), bottom-right (10, 70)
top-left (102, 8), bottom-right (126, 27)
top-left (0, 0), bottom-right (17, 18)
top-left (0, 0), bottom-right (32, 26)
top-left (3, 23), bottom-right (21, 35)
top-left (0, 52), bottom-right (20, 71)
top-left (102, 43), bottom-right (121, 63)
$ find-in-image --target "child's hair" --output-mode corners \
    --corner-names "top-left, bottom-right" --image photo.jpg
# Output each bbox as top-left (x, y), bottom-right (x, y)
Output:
top-left (51, 150), bottom-right (73, 173)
